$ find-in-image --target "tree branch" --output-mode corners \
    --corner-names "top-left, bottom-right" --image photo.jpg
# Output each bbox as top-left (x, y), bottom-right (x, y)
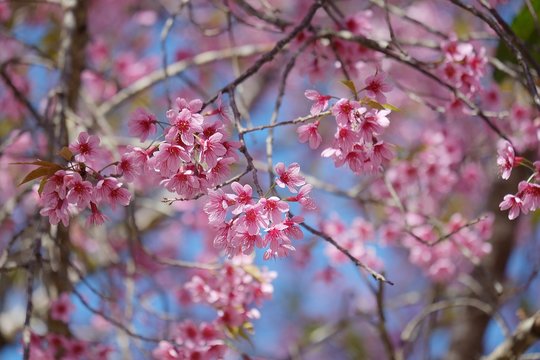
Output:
top-left (485, 312), bottom-right (540, 360)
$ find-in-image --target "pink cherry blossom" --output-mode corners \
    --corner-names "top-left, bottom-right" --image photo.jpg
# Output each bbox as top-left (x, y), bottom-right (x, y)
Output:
top-left (161, 168), bottom-right (200, 197)
top-left (297, 121), bottom-right (322, 149)
top-left (233, 230), bottom-right (263, 256)
top-left (442, 39), bottom-right (474, 62)
top-left (148, 142), bottom-right (191, 177)
top-left (294, 184), bottom-right (317, 210)
top-left (283, 216), bottom-right (304, 240)
top-left (66, 173), bottom-right (93, 209)
top-left (200, 132), bottom-right (226, 168)
top-left (518, 181), bottom-right (540, 212)
top-left (334, 126), bottom-right (360, 152)
top-left (372, 141), bottom-right (394, 166)
top-left (40, 191), bottom-right (70, 227)
top-left (166, 108), bottom-right (203, 146)
top-left (87, 202), bottom-right (108, 226)
top-left (497, 140), bottom-right (516, 180)
top-left (304, 90), bottom-right (330, 115)
top-left (95, 177), bottom-right (131, 208)
top-left (357, 110), bottom-right (386, 140)
top-left (204, 189), bottom-right (234, 225)
top-left (344, 10), bottom-right (373, 35)
top-left (69, 132), bottom-right (103, 163)
top-left (64, 339), bottom-right (87, 359)
top-left (168, 97), bottom-right (203, 118)
top-left (128, 108), bottom-right (157, 142)
top-left (428, 259), bottom-right (456, 282)
top-left (206, 157), bottom-right (235, 184)
top-left (42, 170), bottom-right (70, 199)
top-left (116, 150), bottom-right (142, 182)
top-left (332, 99), bottom-right (363, 126)
top-left (152, 341), bottom-right (179, 359)
top-left (499, 194), bottom-right (524, 220)
top-left (259, 196), bottom-right (289, 223)
top-left (208, 94), bottom-right (232, 123)
top-left (237, 203), bottom-right (268, 235)
top-left (364, 72), bottom-right (393, 103)
top-left (222, 140), bottom-right (240, 161)
top-left (263, 223), bottom-right (294, 260)
top-left (50, 293), bottom-right (74, 323)
top-left (275, 162), bottom-right (305, 193)
top-left (200, 120), bottom-right (224, 140)
top-left (230, 182), bottom-right (254, 214)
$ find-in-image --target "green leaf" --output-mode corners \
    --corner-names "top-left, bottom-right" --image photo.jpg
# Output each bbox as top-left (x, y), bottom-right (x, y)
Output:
top-left (383, 103), bottom-right (400, 112)
top-left (237, 323), bottom-right (255, 347)
top-left (494, 0), bottom-right (540, 82)
top-left (340, 79), bottom-right (357, 96)
top-left (361, 98), bottom-right (385, 110)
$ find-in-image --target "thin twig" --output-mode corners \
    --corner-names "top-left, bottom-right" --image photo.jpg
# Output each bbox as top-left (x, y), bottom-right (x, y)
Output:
top-left (97, 44), bottom-right (272, 117)
top-left (299, 220), bottom-right (394, 285)
top-left (202, 0), bottom-right (323, 109)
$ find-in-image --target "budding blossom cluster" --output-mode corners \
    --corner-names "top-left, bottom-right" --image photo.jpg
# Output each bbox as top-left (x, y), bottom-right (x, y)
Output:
top-left (497, 140), bottom-right (540, 220)
top-left (204, 163), bottom-right (316, 260)
top-left (440, 38), bottom-right (487, 110)
top-left (299, 76), bottom-right (394, 175)
top-left (154, 260), bottom-right (276, 359)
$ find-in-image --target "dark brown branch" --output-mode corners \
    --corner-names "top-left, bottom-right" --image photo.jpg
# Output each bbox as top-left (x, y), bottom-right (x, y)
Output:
top-left (322, 30), bottom-right (512, 144)
top-left (202, 0), bottom-right (323, 109)
top-left (232, 0), bottom-right (291, 30)
top-left (0, 66), bottom-right (45, 126)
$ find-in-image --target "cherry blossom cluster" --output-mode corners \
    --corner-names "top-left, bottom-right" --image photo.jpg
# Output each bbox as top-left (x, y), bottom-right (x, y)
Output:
top-left (183, 261), bottom-right (275, 329)
top-left (152, 321), bottom-right (226, 360)
top-left (32, 96), bottom-right (238, 227)
top-left (130, 97), bottom-right (239, 198)
top-left (497, 140), bottom-right (540, 220)
top-left (28, 333), bottom-right (112, 360)
top-left (376, 130), bottom-right (467, 212)
top-left (299, 82), bottom-right (394, 175)
top-left (362, 130), bottom-right (495, 281)
top-left (38, 132), bottom-right (131, 226)
top-left (204, 163), bottom-right (316, 260)
top-left (154, 260), bottom-right (276, 359)
top-left (27, 293), bottom-right (111, 359)
top-left (384, 212), bottom-right (493, 282)
top-left (49, 292), bottom-right (74, 323)
top-left (321, 215), bottom-right (383, 271)
top-left (440, 38), bottom-right (487, 106)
